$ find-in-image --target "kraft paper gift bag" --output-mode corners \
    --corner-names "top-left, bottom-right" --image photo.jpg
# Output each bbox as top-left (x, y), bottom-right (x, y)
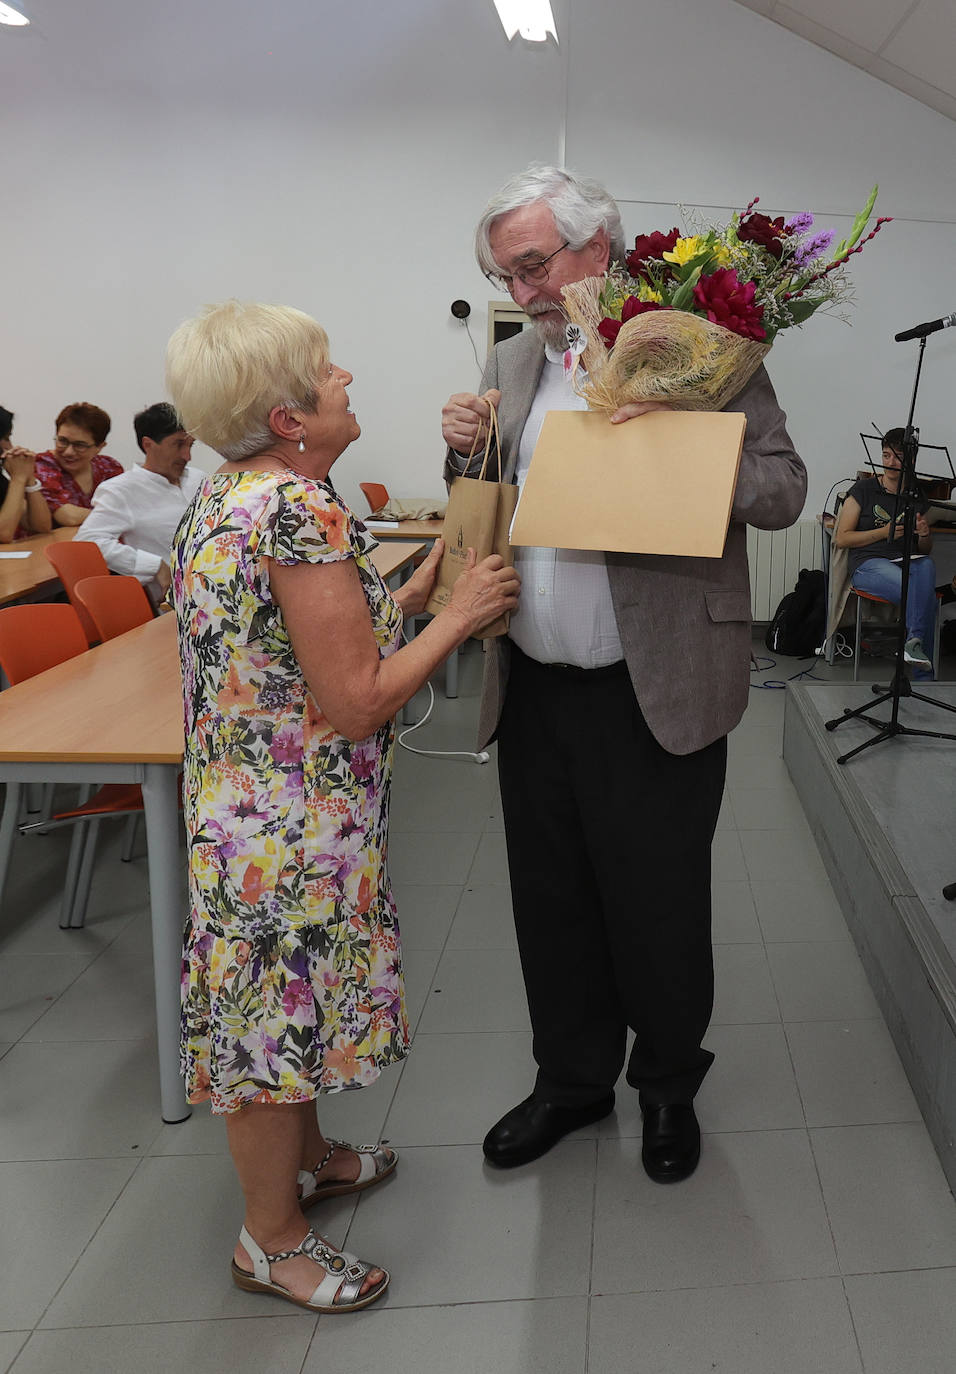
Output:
top-left (509, 409), bottom-right (746, 558)
top-left (426, 405), bottom-right (518, 638)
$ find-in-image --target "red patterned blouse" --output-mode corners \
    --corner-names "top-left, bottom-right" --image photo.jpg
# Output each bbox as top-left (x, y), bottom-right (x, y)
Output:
top-left (34, 451), bottom-right (124, 514)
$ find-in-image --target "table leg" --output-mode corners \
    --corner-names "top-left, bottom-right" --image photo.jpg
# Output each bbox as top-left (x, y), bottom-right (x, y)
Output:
top-left (142, 764), bottom-right (191, 1124)
top-left (444, 647), bottom-right (459, 699)
top-left (0, 780), bottom-right (21, 904)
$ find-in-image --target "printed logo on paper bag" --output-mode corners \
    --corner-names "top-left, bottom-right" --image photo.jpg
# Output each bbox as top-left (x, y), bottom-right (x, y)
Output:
top-left (446, 524), bottom-right (469, 568)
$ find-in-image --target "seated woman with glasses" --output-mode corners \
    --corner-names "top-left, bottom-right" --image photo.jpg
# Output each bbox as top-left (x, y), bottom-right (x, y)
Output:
top-left (34, 403), bottom-right (123, 526)
top-left (834, 426), bottom-right (936, 678)
top-left (0, 405), bottom-right (51, 542)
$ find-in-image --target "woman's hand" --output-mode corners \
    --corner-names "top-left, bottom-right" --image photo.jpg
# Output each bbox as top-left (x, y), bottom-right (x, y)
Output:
top-left (915, 512), bottom-right (930, 539)
top-left (445, 549), bottom-right (520, 637)
top-left (4, 448), bottom-right (37, 483)
top-left (393, 539), bottom-right (444, 618)
top-left (609, 401), bottom-right (672, 424)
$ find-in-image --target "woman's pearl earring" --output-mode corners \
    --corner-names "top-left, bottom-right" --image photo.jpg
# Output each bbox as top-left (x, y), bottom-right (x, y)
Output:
top-left (297, 435), bottom-right (306, 454)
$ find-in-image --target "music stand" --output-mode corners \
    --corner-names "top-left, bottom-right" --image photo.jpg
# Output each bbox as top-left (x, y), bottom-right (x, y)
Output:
top-left (857, 430), bottom-right (955, 508)
top-left (825, 335), bottom-right (956, 764)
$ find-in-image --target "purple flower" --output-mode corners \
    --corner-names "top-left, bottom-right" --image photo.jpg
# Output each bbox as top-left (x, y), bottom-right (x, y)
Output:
top-left (316, 849), bottom-right (362, 888)
top-left (231, 797), bottom-right (271, 825)
top-left (281, 978), bottom-right (314, 1017)
top-left (335, 815), bottom-right (365, 844)
top-left (786, 211), bottom-right (814, 236)
top-left (349, 741), bottom-right (376, 783)
top-left (269, 726), bottom-right (300, 766)
top-left (793, 229), bottom-right (835, 267)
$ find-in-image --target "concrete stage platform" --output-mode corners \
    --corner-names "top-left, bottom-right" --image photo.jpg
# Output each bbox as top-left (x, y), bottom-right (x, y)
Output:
top-left (784, 681), bottom-right (956, 1189)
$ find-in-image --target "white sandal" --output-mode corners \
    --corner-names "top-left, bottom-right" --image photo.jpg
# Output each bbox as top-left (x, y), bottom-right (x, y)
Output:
top-left (231, 1225), bottom-right (389, 1313)
top-left (297, 1139), bottom-right (398, 1208)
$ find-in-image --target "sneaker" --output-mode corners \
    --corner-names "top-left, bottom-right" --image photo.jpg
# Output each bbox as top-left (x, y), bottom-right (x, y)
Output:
top-left (903, 637), bottom-right (932, 671)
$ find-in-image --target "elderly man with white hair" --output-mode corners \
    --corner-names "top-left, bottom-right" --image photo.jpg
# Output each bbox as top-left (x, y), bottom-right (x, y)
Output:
top-left (442, 164), bottom-right (807, 1182)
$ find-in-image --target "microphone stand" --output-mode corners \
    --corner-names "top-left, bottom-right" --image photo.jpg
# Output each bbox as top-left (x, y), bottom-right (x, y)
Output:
top-left (825, 335), bottom-right (956, 764)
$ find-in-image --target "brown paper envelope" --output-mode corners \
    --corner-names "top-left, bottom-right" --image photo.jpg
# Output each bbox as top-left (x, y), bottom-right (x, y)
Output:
top-left (510, 410), bottom-right (747, 558)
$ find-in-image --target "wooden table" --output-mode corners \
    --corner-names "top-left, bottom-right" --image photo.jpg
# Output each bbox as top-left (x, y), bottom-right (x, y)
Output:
top-left (0, 527), bottom-right (76, 606)
top-left (364, 518), bottom-right (445, 542)
top-left (369, 541), bottom-right (427, 580)
top-left (363, 520), bottom-right (463, 699)
top-left (0, 540), bottom-right (425, 1123)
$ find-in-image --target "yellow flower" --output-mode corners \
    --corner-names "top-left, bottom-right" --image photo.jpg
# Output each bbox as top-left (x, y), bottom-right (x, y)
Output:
top-left (663, 236), bottom-right (732, 268)
top-left (602, 287), bottom-right (629, 317)
top-left (637, 284), bottom-right (663, 303)
top-left (663, 236), bottom-right (705, 266)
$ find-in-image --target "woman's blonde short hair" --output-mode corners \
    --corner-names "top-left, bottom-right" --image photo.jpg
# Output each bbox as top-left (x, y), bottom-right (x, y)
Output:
top-left (165, 301), bottom-right (330, 461)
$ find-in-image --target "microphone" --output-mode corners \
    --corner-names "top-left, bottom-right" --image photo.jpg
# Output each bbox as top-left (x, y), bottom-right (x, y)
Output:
top-left (894, 312), bottom-right (956, 342)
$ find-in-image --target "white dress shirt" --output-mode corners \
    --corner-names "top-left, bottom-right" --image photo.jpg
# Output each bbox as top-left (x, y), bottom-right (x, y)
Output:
top-left (75, 463), bottom-right (205, 588)
top-left (507, 346), bottom-right (624, 668)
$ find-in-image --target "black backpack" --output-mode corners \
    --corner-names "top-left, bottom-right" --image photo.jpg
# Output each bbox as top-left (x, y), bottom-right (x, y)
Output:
top-left (765, 568), bottom-right (826, 657)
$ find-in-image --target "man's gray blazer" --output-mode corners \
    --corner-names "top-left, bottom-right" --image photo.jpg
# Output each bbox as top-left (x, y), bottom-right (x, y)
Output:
top-left (444, 328), bottom-right (807, 756)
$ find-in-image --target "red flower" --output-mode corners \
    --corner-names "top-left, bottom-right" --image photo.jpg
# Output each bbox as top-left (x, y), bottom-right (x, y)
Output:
top-left (693, 269), bottom-right (766, 342)
top-left (625, 228), bottom-right (680, 280)
top-left (597, 297), bottom-right (670, 349)
top-left (737, 211), bottom-right (786, 260)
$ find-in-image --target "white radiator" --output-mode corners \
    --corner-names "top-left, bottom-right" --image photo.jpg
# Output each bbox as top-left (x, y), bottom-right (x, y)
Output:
top-left (747, 519), bottom-right (824, 622)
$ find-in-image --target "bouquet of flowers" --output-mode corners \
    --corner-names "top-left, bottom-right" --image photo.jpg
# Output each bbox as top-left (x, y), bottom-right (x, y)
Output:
top-left (561, 187), bottom-right (891, 414)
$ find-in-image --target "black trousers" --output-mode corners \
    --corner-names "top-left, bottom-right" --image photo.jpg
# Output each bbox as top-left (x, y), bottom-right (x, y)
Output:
top-left (496, 646), bottom-right (726, 1108)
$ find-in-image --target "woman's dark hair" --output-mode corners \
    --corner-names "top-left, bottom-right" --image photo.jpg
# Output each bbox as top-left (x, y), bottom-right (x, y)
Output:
top-left (882, 426), bottom-right (905, 453)
top-left (55, 402), bottom-right (111, 446)
top-left (0, 407), bottom-right (13, 445)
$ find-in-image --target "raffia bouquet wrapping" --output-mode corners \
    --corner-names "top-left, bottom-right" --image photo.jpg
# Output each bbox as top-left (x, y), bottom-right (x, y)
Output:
top-left (561, 278), bottom-right (769, 413)
top-left (559, 187), bottom-right (890, 414)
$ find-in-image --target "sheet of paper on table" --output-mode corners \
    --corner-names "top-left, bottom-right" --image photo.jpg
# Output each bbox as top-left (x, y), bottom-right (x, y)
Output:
top-left (509, 409), bottom-right (747, 558)
top-left (0, 552), bottom-right (32, 560)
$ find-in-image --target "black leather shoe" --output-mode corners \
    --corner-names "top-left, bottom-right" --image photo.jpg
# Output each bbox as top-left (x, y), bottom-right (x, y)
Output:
top-left (482, 1092), bottom-right (615, 1168)
top-left (640, 1101), bottom-right (700, 1183)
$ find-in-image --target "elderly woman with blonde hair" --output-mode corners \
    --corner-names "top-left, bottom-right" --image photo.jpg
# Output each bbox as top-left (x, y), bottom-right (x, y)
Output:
top-left (166, 301), bottom-right (519, 1314)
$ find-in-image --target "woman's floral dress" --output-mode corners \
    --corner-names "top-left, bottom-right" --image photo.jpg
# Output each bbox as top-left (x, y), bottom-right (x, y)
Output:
top-left (170, 471), bottom-right (408, 1114)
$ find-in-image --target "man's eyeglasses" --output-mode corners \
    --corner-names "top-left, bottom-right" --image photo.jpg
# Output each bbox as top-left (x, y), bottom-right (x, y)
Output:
top-left (55, 435), bottom-right (96, 454)
top-left (485, 241), bottom-right (570, 295)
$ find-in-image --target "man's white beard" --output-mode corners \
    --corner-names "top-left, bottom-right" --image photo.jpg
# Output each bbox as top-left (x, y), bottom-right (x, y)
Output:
top-left (531, 314), bottom-right (569, 350)
top-left (525, 301), bottom-right (569, 351)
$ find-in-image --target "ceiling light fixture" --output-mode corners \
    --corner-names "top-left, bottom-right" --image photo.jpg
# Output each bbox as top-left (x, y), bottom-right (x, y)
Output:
top-left (0, 2), bottom-right (30, 24)
top-left (494, 0), bottom-right (558, 44)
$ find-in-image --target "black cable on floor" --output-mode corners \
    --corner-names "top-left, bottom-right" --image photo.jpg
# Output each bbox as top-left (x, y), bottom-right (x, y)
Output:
top-left (750, 653), bottom-right (822, 690)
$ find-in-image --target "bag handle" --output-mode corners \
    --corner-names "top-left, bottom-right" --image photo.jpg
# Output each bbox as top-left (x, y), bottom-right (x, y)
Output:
top-left (461, 399), bottom-right (502, 483)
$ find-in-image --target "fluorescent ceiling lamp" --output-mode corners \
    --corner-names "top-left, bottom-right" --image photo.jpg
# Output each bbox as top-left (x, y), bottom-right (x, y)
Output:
top-left (0, 1), bottom-right (30, 24)
top-left (494, 0), bottom-right (557, 43)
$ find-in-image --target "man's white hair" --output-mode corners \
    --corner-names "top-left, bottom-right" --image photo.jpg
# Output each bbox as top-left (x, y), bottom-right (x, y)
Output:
top-left (475, 163), bottom-right (626, 275)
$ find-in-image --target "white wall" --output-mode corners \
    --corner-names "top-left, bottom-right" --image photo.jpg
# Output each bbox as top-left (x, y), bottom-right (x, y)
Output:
top-left (2, 0), bottom-right (954, 517)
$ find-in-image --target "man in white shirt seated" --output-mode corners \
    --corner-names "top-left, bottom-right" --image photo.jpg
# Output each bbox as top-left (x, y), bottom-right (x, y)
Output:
top-left (76, 402), bottom-right (203, 602)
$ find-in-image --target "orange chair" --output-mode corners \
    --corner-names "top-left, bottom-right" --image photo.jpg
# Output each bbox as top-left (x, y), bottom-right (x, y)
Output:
top-left (0, 603), bottom-right (146, 929)
top-left (850, 586), bottom-right (942, 682)
top-left (44, 540), bottom-right (110, 645)
top-left (0, 603), bottom-right (88, 682)
top-left (359, 482), bottom-right (389, 516)
top-left (74, 575), bottom-right (155, 642)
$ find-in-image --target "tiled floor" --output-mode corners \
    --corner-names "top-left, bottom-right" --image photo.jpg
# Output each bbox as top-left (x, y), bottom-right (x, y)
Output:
top-left (2, 639), bottom-right (956, 1373)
